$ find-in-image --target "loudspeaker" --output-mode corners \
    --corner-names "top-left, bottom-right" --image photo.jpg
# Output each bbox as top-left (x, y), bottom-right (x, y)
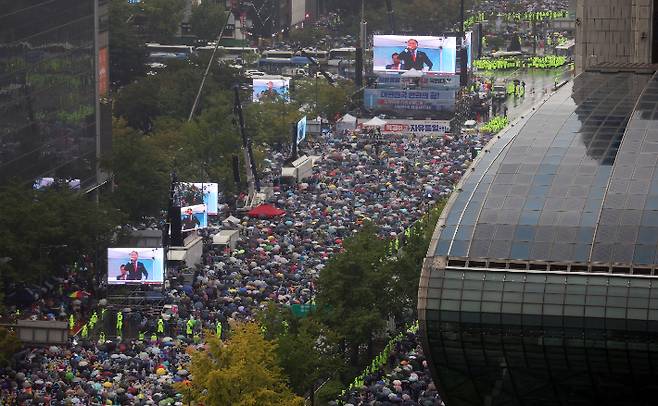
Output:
top-left (169, 206), bottom-right (183, 246)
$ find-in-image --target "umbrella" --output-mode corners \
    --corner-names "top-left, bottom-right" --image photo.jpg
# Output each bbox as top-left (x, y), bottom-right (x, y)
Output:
top-left (68, 291), bottom-right (91, 299)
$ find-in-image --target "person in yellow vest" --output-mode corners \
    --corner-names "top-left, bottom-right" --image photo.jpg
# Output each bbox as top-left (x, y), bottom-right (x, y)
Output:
top-left (216, 321), bottom-right (223, 338)
top-left (138, 331), bottom-right (145, 341)
top-left (186, 318), bottom-right (194, 336)
top-left (68, 314), bottom-right (75, 330)
top-left (157, 318), bottom-right (165, 334)
top-left (151, 333), bottom-right (158, 342)
top-left (116, 312), bottom-right (123, 334)
top-left (99, 331), bottom-right (106, 344)
top-left (81, 324), bottom-right (88, 339)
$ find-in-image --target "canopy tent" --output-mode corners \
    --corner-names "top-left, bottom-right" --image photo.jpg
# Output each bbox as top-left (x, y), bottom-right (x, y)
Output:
top-left (248, 204), bottom-right (286, 218)
top-left (222, 215), bottom-right (241, 228)
top-left (362, 117), bottom-right (387, 127)
top-left (338, 113), bottom-right (357, 123)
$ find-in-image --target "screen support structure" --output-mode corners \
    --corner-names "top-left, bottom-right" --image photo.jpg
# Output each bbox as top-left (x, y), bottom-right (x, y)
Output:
top-left (233, 86), bottom-right (260, 200)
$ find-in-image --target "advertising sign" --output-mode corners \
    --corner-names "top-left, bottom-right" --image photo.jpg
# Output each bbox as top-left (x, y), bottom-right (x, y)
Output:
top-left (373, 35), bottom-right (457, 74)
top-left (108, 248), bottom-right (164, 285)
top-left (98, 47), bottom-right (109, 97)
top-left (252, 78), bottom-right (290, 102)
top-left (296, 116), bottom-right (307, 144)
top-left (364, 89), bottom-right (456, 112)
top-left (465, 31), bottom-right (473, 69)
top-left (376, 74), bottom-right (460, 90)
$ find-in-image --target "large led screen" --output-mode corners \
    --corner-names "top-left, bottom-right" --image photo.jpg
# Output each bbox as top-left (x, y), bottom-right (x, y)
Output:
top-left (373, 35), bottom-right (456, 74)
top-left (108, 248), bottom-right (164, 285)
top-left (252, 78), bottom-right (290, 102)
top-left (174, 182), bottom-right (219, 215)
top-left (181, 204), bottom-right (208, 232)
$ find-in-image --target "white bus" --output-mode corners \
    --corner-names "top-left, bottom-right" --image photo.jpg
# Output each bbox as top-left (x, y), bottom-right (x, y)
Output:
top-left (261, 50), bottom-right (296, 60)
top-left (146, 43), bottom-right (194, 58)
top-left (196, 46), bottom-right (259, 64)
top-left (328, 47), bottom-right (356, 66)
top-left (299, 49), bottom-right (329, 64)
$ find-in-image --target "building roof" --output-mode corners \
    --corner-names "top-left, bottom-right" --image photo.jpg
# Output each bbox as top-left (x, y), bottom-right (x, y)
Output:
top-left (430, 71), bottom-right (658, 271)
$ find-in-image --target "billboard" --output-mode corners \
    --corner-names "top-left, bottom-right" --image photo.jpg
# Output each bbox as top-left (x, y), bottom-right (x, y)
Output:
top-left (357, 119), bottom-right (451, 136)
top-left (252, 78), bottom-right (290, 102)
top-left (296, 116), bottom-right (307, 144)
top-left (181, 204), bottom-right (208, 232)
top-left (376, 74), bottom-right (460, 90)
top-left (33, 178), bottom-right (81, 190)
top-left (364, 89), bottom-right (456, 112)
top-left (373, 35), bottom-right (457, 74)
top-left (174, 182), bottom-right (219, 215)
top-left (108, 248), bottom-right (164, 285)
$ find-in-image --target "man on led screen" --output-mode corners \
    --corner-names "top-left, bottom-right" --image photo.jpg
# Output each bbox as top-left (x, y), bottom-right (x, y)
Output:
top-left (385, 52), bottom-right (404, 70)
top-left (182, 207), bottom-right (201, 230)
top-left (259, 81), bottom-right (280, 99)
top-left (399, 39), bottom-right (434, 71)
top-left (125, 251), bottom-right (148, 280)
top-left (116, 265), bottom-right (128, 280)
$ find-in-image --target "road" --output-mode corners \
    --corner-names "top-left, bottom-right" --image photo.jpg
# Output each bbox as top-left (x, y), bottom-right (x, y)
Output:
top-left (479, 66), bottom-right (574, 121)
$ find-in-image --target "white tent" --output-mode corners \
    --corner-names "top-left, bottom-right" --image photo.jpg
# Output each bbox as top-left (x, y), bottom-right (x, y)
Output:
top-left (363, 117), bottom-right (387, 127)
top-left (222, 215), bottom-right (241, 228)
top-left (336, 113), bottom-right (358, 133)
top-left (339, 113), bottom-right (357, 123)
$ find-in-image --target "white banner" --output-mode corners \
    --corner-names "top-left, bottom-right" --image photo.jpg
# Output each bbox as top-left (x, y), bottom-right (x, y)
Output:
top-left (358, 119), bottom-right (450, 136)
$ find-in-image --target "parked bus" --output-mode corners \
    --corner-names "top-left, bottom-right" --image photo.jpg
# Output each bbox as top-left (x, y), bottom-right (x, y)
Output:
top-left (328, 47), bottom-right (356, 66)
top-left (145, 43), bottom-right (194, 62)
top-left (299, 49), bottom-right (328, 64)
top-left (196, 45), bottom-right (259, 65)
top-left (261, 50), bottom-right (296, 60)
top-left (258, 56), bottom-right (310, 75)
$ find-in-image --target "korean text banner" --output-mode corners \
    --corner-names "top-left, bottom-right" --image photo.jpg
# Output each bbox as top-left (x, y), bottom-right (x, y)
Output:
top-left (108, 248), bottom-right (164, 285)
top-left (364, 89), bottom-right (456, 112)
top-left (373, 35), bottom-right (456, 74)
top-left (252, 78), bottom-right (290, 102)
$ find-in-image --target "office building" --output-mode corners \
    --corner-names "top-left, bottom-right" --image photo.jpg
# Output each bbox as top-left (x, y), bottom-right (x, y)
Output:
top-left (0, 0), bottom-right (111, 190)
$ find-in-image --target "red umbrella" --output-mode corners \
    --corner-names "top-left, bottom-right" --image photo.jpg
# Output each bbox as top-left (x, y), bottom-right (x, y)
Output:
top-left (247, 204), bottom-right (286, 219)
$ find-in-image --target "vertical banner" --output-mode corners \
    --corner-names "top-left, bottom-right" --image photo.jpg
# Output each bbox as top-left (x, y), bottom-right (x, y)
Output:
top-left (98, 47), bottom-right (109, 97)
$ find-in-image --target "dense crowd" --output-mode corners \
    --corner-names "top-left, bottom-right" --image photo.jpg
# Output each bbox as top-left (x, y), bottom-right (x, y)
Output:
top-left (0, 123), bottom-right (494, 404)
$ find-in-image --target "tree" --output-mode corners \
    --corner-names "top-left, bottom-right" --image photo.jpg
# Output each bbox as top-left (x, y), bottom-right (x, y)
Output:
top-left (257, 304), bottom-right (345, 397)
top-left (139, 0), bottom-right (186, 43)
top-left (176, 323), bottom-right (304, 406)
top-left (106, 119), bottom-right (171, 221)
top-left (0, 182), bottom-right (123, 288)
top-left (293, 79), bottom-right (355, 122)
top-left (315, 223), bottom-right (390, 367)
top-left (189, 1), bottom-right (227, 41)
top-left (0, 327), bottom-right (20, 367)
top-left (245, 98), bottom-right (303, 148)
top-left (109, 0), bottom-right (146, 88)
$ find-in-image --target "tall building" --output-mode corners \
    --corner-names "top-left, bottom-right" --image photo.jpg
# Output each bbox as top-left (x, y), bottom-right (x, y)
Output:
top-left (574, 0), bottom-right (654, 74)
top-left (0, 0), bottom-right (111, 190)
top-left (419, 2), bottom-right (658, 405)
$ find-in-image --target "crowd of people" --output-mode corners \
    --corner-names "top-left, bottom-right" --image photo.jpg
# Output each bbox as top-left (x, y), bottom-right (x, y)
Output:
top-left (0, 123), bottom-right (494, 404)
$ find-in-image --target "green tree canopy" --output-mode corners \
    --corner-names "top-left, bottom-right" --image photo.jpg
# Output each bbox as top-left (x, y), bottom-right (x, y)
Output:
top-left (0, 182), bottom-right (123, 285)
top-left (176, 322), bottom-right (304, 406)
top-left (109, 0), bottom-right (146, 88)
top-left (189, 1), bottom-right (227, 41)
top-left (139, 0), bottom-right (186, 43)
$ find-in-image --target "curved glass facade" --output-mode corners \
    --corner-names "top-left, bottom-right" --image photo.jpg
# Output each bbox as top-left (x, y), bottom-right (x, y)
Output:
top-left (420, 71), bottom-right (658, 406)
